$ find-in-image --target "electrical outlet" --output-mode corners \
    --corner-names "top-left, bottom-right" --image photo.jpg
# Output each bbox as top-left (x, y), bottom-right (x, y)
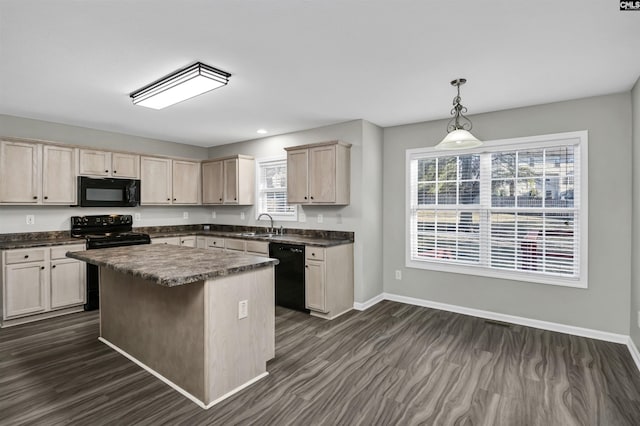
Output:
top-left (26, 215), bottom-right (35, 225)
top-left (317, 214), bottom-right (323, 224)
top-left (238, 300), bottom-right (248, 319)
top-left (240, 212), bottom-right (246, 220)
top-left (395, 270), bottom-right (402, 280)
top-left (212, 210), bottom-right (216, 219)
top-left (336, 213), bottom-right (343, 224)
top-left (183, 212), bottom-right (189, 219)
top-left (134, 213), bottom-right (141, 221)
top-left (299, 212), bottom-right (306, 222)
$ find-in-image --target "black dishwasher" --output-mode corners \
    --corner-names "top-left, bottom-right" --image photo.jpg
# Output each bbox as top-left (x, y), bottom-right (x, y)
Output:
top-left (269, 243), bottom-right (308, 313)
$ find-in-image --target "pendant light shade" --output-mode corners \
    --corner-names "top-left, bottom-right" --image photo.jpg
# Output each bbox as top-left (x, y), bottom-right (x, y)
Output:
top-left (435, 78), bottom-right (482, 150)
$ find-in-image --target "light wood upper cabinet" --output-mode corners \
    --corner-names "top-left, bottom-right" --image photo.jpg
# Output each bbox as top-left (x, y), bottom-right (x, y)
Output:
top-left (79, 149), bottom-right (110, 176)
top-left (0, 140), bottom-right (77, 205)
top-left (140, 156), bottom-right (172, 205)
top-left (202, 160), bottom-right (224, 204)
top-left (202, 155), bottom-right (254, 205)
top-left (141, 157), bottom-right (200, 205)
top-left (80, 150), bottom-right (140, 179)
top-left (285, 140), bottom-right (351, 205)
top-left (0, 140), bottom-right (40, 203)
top-left (42, 145), bottom-right (76, 204)
top-left (111, 153), bottom-right (140, 179)
top-left (286, 149), bottom-right (308, 203)
top-left (172, 160), bottom-right (200, 204)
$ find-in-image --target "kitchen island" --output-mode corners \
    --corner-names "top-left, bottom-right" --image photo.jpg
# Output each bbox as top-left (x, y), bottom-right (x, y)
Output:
top-left (67, 244), bottom-right (278, 409)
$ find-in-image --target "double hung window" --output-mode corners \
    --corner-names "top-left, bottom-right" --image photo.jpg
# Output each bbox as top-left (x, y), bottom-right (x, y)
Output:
top-left (406, 131), bottom-right (587, 288)
top-left (256, 156), bottom-right (297, 221)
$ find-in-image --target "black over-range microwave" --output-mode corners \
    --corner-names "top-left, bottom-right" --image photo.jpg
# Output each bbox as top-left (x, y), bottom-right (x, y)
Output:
top-left (76, 176), bottom-right (141, 207)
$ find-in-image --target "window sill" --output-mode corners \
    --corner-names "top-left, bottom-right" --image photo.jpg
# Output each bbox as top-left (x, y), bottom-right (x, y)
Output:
top-left (405, 258), bottom-right (587, 289)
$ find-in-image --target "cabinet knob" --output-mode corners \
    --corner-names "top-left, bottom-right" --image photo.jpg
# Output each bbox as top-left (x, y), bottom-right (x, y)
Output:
top-left (219, 198), bottom-right (222, 201)
top-left (24, 255), bottom-right (29, 259)
top-left (113, 170), bottom-right (117, 174)
top-left (234, 198), bottom-right (237, 201)
top-left (311, 252), bottom-right (315, 256)
top-left (167, 198), bottom-right (171, 201)
top-left (173, 198), bottom-right (177, 201)
top-left (52, 265), bottom-right (56, 269)
top-left (33, 196), bottom-right (37, 200)
top-left (44, 196), bottom-right (48, 200)
top-left (304, 196), bottom-right (307, 200)
top-left (310, 196), bottom-right (314, 200)
top-left (40, 266), bottom-right (45, 270)
top-left (305, 265), bottom-right (309, 268)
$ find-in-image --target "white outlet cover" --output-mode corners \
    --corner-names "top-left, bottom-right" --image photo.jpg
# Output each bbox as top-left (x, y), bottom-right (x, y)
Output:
top-left (26, 215), bottom-right (35, 225)
top-left (240, 212), bottom-right (245, 220)
top-left (183, 212), bottom-right (189, 219)
top-left (134, 213), bottom-right (141, 221)
top-left (317, 214), bottom-right (323, 223)
top-left (395, 270), bottom-right (402, 280)
top-left (212, 210), bottom-right (216, 219)
top-left (238, 300), bottom-right (248, 319)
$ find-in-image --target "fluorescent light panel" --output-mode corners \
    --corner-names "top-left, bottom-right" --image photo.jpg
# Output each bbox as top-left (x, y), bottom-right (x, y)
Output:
top-left (131, 62), bottom-right (231, 110)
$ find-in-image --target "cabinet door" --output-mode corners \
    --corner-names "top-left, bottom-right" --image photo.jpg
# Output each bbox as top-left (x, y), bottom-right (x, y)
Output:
top-left (173, 160), bottom-right (200, 204)
top-left (287, 149), bottom-right (308, 203)
top-left (4, 262), bottom-right (47, 318)
top-left (223, 158), bottom-right (238, 204)
top-left (43, 145), bottom-right (77, 204)
top-left (0, 141), bottom-right (40, 203)
top-left (202, 161), bottom-right (224, 204)
top-left (305, 260), bottom-right (326, 313)
top-left (79, 149), bottom-right (110, 176)
top-left (50, 259), bottom-right (85, 309)
top-left (112, 153), bottom-right (140, 179)
top-left (141, 157), bottom-right (172, 204)
top-left (308, 145), bottom-right (336, 203)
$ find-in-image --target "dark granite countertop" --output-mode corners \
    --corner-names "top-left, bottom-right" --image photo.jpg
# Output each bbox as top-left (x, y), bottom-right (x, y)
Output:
top-left (0, 237), bottom-right (83, 250)
top-left (66, 244), bottom-right (279, 287)
top-left (148, 230), bottom-right (352, 247)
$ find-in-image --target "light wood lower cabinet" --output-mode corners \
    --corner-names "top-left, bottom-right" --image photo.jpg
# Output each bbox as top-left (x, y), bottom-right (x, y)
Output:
top-left (179, 236), bottom-right (196, 247)
top-left (151, 237), bottom-right (181, 245)
top-left (1, 244), bottom-right (86, 327)
top-left (305, 243), bottom-right (354, 320)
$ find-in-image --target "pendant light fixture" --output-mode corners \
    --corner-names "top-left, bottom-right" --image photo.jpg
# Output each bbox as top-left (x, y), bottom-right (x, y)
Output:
top-left (130, 62), bottom-right (231, 110)
top-left (435, 78), bottom-right (482, 150)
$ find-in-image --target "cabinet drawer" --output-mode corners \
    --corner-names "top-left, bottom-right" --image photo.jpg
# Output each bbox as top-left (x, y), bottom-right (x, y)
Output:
top-left (206, 237), bottom-right (225, 249)
top-left (51, 244), bottom-right (85, 260)
top-left (306, 247), bottom-right (325, 261)
top-left (225, 239), bottom-right (246, 252)
top-left (151, 237), bottom-right (181, 245)
top-left (5, 248), bottom-right (46, 264)
top-left (246, 240), bottom-right (269, 256)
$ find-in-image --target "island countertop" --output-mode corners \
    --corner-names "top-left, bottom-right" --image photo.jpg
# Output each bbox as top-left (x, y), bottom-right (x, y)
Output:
top-left (66, 244), bottom-right (279, 287)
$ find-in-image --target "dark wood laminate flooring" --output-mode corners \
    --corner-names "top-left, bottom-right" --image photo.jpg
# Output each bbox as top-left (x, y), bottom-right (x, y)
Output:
top-left (1, 300), bottom-right (640, 425)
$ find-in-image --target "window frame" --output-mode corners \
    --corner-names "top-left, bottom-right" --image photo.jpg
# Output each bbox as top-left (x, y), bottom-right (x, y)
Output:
top-left (405, 130), bottom-right (589, 289)
top-left (255, 155), bottom-right (298, 222)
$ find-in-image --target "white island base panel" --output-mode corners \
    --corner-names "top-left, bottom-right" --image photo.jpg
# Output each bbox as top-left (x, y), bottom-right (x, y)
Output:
top-left (99, 266), bottom-right (275, 409)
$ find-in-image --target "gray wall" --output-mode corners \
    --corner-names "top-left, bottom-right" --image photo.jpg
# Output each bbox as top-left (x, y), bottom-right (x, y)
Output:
top-left (383, 93), bottom-right (632, 335)
top-left (632, 77), bottom-right (640, 347)
top-left (0, 115), bottom-right (211, 232)
top-left (207, 119), bottom-right (384, 303)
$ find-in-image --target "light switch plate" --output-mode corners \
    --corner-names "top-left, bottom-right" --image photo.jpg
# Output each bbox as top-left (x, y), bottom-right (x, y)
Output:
top-left (26, 215), bottom-right (35, 225)
top-left (238, 300), bottom-right (248, 319)
top-left (395, 270), bottom-right (402, 280)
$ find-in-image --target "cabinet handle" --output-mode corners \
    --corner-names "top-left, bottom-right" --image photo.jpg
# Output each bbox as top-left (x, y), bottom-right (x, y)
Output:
top-left (40, 266), bottom-right (45, 270)
top-left (219, 198), bottom-right (222, 201)
top-left (173, 198), bottom-right (177, 201)
top-left (310, 196), bottom-right (314, 200)
top-left (234, 197), bottom-right (237, 201)
top-left (44, 196), bottom-right (48, 200)
top-left (305, 265), bottom-right (309, 268)
top-left (24, 255), bottom-right (29, 259)
top-left (167, 198), bottom-right (171, 201)
top-left (113, 170), bottom-right (117, 174)
top-left (311, 252), bottom-right (315, 256)
top-left (33, 196), bottom-right (37, 200)
top-left (304, 196), bottom-right (307, 200)
top-left (105, 170), bottom-right (109, 173)
top-left (52, 265), bottom-right (56, 269)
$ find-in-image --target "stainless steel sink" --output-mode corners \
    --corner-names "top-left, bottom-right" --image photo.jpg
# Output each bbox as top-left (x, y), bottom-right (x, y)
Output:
top-left (238, 232), bottom-right (275, 238)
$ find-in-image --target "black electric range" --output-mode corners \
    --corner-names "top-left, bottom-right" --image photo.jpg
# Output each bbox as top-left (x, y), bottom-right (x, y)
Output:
top-left (71, 214), bottom-right (150, 310)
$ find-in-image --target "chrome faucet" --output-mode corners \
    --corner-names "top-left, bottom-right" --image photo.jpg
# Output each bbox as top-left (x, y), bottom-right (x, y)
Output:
top-left (257, 213), bottom-right (274, 234)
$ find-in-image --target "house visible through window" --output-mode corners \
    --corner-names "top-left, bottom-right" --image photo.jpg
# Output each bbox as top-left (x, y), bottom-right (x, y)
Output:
top-left (256, 156), bottom-right (297, 221)
top-left (406, 131), bottom-right (588, 288)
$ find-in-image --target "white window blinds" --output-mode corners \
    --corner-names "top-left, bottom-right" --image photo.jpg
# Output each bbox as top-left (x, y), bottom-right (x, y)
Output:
top-left (257, 157), bottom-right (297, 220)
top-left (407, 131), bottom-right (587, 288)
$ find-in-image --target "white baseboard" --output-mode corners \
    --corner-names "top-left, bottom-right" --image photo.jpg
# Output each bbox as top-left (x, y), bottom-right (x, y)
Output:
top-left (353, 293), bottom-right (385, 311)
top-left (99, 337), bottom-right (268, 409)
top-left (628, 337), bottom-right (640, 373)
top-left (356, 292), bottom-right (629, 345)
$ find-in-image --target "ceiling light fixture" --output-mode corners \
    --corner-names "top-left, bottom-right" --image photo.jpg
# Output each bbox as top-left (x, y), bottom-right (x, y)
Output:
top-left (435, 78), bottom-right (482, 150)
top-left (130, 62), bottom-right (231, 110)
top-left (256, 129), bottom-right (268, 134)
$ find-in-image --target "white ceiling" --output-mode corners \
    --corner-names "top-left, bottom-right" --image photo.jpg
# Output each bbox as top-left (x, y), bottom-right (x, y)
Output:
top-left (1, 1), bottom-right (639, 147)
